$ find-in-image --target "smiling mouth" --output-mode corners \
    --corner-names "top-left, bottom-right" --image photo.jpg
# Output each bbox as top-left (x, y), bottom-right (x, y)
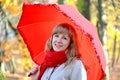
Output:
top-left (55, 44), bottom-right (63, 48)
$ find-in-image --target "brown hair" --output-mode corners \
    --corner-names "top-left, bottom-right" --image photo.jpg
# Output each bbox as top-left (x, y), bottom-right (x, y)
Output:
top-left (45, 23), bottom-right (80, 64)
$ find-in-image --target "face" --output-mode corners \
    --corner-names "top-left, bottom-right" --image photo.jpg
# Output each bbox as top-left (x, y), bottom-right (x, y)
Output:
top-left (52, 33), bottom-right (71, 52)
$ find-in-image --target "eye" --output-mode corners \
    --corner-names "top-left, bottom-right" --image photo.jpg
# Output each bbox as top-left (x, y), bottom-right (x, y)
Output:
top-left (63, 37), bottom-right (67, 40)
top-left (53, 34), bottom-right (59, 37)
top-left (63, 35), bottom-right (70, 40)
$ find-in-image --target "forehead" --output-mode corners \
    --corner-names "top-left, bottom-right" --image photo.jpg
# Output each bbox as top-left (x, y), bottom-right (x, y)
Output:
top-left (53, 33), bottom-right (70, 37)
top-left (53, 26), bottom-right (69, 35)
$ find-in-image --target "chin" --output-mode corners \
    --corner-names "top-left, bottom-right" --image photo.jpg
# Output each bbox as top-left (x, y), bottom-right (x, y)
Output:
top-left (54, 50), bottom-right (60, 52)
top-left (53, 49), bottom-right (62, 52)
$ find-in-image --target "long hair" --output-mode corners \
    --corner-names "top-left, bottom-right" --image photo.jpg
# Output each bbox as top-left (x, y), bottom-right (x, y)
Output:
top-left (45, 23), bottom-right (80, 64)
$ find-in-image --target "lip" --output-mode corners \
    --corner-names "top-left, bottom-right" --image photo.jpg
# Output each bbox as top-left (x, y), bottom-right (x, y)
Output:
top-left (54, 44), bottom-right (62, 48)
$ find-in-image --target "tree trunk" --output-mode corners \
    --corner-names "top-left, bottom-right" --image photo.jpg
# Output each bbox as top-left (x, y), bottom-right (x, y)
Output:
top-left (97, 0), bottom-right (106, 45)
top-left (58, 0), bottom-right (64, 4)
top-left (76, 0), bottom-right (90, 20)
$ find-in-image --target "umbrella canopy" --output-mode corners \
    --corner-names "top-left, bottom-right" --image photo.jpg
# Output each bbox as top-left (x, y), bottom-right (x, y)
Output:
top-left (17, 3), bottom-right (106, 80)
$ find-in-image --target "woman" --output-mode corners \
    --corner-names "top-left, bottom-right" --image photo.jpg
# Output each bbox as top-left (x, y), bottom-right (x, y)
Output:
top-left (28, 23), bottom-right (87, 80)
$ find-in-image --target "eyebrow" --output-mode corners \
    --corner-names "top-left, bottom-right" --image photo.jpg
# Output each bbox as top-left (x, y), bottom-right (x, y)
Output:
top-left (53, 33), bottom-right (70, 37)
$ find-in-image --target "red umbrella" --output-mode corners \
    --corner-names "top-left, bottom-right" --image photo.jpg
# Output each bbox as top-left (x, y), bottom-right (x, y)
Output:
top-left (17, 3), bottom-right (106, 80)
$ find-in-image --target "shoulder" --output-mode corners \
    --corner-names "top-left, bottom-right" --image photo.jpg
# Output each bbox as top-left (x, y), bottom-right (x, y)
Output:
top-left (66, 59), bottom-right (85, 70)
top-left (71, 59), bottom-right (84, 67)
top-left (70, 59), bottom-right (87, 80)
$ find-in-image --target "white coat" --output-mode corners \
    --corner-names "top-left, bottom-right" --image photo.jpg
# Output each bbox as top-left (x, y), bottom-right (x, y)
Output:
top-left (30, 59), bottom-right (87, 80)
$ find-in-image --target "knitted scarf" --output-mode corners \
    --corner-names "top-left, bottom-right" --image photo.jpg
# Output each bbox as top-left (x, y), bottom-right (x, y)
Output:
top-left (38, 50), bottom-right (67, 80)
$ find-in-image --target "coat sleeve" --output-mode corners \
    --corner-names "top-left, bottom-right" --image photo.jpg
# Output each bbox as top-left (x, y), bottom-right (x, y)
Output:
top-left (70, 60), bottom-right (87, 80)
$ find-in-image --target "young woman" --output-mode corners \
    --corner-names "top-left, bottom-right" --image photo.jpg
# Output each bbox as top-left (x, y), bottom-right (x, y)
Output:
top-left (28, 23), bottom-right (87, 80)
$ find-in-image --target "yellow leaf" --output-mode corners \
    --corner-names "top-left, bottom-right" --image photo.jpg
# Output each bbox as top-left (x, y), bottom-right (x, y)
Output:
top-left (1, 0), bottom-right (11, 8)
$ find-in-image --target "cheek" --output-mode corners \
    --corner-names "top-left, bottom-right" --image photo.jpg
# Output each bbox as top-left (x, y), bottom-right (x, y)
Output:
top-left (64, 40), bottom-right (70, 48)
top-left (52, 37), bottom-right (56, 42)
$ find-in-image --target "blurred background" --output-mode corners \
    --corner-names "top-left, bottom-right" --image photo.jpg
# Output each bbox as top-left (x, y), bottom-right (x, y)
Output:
top-left (0, 0), bottom-right (120, 80)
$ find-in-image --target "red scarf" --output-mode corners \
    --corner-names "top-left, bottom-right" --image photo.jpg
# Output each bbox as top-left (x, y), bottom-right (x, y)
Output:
top-left (38, 50), bottom-right (67, 80)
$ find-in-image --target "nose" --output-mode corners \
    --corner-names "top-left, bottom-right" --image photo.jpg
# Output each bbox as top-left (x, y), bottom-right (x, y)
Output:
top-left (57, 37), bottom-right (62, 43)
